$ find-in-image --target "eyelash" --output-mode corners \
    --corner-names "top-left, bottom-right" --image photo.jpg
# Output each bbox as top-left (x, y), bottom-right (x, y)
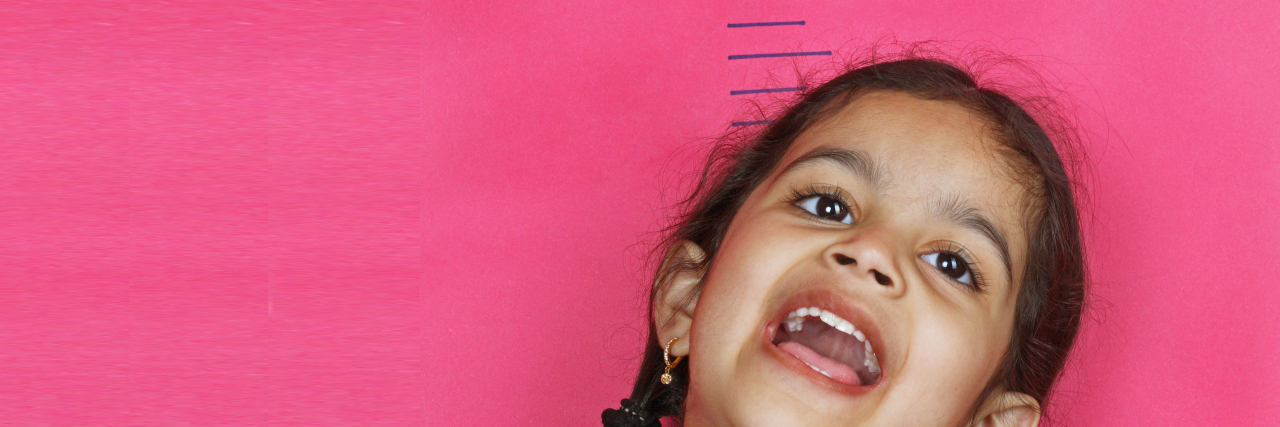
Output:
top-left (787, 184), bottom-right (856, 224)
top-left (927, 242), bottom-right (988, 293)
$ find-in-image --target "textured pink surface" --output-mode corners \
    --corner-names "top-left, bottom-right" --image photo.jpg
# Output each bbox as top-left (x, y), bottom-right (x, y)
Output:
top-left (1, 1), bottom-right (1276, 425)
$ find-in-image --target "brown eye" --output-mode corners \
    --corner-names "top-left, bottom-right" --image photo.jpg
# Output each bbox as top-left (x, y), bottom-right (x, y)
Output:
top-left (921, 252), bottom-right (973, 286)
top-left (796, 195), bottom-right (853, 224)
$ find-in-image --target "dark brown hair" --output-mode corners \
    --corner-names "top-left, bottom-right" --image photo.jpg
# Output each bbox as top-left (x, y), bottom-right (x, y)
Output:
top-left (622, 54), bottom-right (1086, 424)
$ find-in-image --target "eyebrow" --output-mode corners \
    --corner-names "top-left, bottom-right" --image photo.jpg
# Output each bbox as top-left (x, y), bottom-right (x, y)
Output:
top-left (778, 147), bottom-right (884, 190)
top-left (930, 195), bottom-right (1014, 283)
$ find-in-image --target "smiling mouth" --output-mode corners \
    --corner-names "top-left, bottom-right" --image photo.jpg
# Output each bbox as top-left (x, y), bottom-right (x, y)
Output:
top-left (771, 307), bottom-right (882, 386)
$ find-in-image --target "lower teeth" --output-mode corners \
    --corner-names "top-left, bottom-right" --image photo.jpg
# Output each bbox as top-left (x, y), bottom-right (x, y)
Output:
top-left (803, 362), bottom-right (830, 377)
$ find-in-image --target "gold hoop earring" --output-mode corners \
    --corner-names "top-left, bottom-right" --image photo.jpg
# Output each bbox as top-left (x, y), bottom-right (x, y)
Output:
top-left (661, 337), bottom-right (685, 385)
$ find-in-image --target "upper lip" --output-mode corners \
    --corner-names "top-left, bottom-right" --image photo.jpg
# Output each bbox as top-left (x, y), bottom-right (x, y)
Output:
top-left (765, 287), bottom-right (889, 390)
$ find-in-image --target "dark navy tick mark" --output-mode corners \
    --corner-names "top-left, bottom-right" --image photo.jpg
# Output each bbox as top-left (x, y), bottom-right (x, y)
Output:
top-left (730, 86), bottom-right (807, 96)
top-left (728, 51), bottom-right (832, 60)
top-left (727, 21), bottom-right (805, 28)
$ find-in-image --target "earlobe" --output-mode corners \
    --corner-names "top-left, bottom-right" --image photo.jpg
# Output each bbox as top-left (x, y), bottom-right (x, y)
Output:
top-left (971, 390), bottom-right (1040, 427)
top-left (652, 240), bottom-right (706, 357)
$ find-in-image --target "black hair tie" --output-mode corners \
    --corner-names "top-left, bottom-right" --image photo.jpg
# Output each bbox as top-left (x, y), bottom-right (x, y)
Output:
top-left (601, 398), bottom-right (658, 427)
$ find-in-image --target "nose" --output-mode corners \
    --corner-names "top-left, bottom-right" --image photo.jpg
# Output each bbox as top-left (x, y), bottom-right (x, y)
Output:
top-left (824, 229), bottom-right (904, 295)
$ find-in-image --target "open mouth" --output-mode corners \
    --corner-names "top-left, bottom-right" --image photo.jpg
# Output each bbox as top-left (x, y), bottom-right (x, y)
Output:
top-left (771, 306), bottom-right (882, 387)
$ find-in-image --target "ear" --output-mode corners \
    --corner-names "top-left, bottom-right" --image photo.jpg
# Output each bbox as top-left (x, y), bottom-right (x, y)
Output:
top-left (970, 389), bottom-right (1041, 427)
top-left (652, 240), bottom-right (706, 358)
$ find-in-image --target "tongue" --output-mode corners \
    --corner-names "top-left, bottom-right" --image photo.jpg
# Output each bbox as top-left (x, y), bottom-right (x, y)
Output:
top-left (777, 341), bottom-right (860, 386)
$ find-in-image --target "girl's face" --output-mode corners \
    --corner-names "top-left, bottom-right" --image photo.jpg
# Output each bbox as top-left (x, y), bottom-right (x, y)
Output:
top-left (677, 91), bottom-right (1035, 426)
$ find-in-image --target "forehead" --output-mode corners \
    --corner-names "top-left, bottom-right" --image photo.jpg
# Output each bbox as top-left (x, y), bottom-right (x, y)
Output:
top-left (779, 90), bottom-right (1033, 267)
top-left (800, 91), bottom-right (1006, 181)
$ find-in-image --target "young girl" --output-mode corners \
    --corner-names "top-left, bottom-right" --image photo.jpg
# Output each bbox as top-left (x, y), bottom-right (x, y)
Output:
top-left (603, 56), bottom-right (1085, 426)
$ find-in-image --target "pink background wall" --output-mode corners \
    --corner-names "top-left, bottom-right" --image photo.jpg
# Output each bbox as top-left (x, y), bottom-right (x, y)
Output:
top-left (1, 0), bottom-right (1276, 425)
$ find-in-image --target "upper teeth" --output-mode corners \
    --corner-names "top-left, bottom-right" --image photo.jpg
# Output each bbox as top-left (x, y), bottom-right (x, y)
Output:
top-left (784, 306), bottom-right (881, 374)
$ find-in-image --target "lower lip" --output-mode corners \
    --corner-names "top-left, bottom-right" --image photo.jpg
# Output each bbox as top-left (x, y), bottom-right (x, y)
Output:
top-left (761, 323), bottom-right (880, 395)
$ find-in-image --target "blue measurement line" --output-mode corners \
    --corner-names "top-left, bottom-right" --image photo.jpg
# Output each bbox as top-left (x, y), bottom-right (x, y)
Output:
top-left (731, 120), bottom-right (774, 127)
top-left (730, 86), bottom-right (807, 96)
top-left (728, 21), bottom-right (804, 28)
top-left (728, 51), bottom-right (831, 60)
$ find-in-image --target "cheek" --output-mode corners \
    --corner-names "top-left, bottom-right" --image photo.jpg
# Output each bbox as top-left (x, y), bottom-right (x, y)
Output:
top-left (686, 215), bottom-right (805, 384)
top-left (689, 226), bottom-right (779, 353)
top-left (905, 313), bottom-right (1011, 402)
top-left (696, 213), bottom-right (808, 327)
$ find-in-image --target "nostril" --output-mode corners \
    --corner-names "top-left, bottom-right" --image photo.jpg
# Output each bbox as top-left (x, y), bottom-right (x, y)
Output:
top-left (873, 270), bottom-right (892, 286)
top-left (834, 254), bottom-right (856, 266)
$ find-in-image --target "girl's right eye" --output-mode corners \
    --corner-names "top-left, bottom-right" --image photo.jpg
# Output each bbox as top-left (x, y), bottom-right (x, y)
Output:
top-left (795, 195), bottom-right (854, 224)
